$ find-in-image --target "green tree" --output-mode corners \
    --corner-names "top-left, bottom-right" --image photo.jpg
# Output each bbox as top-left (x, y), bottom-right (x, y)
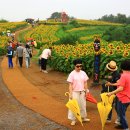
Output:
top-left (102, 25), bottom-right (130, 43)
top-left (50, 12), bottom-right (61, 19)
top-left (0, 19), bottom-right (8, 23)
top-left (126, 16), bottom-right (130, 24)
top-left (98, 13), bottom-right (129, 24)
top-left (116, 13), bottom-right (127, 23)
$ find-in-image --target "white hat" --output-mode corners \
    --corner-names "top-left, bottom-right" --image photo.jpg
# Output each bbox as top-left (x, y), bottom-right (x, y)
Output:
top-left (106, 61), bottom-right (118, 71)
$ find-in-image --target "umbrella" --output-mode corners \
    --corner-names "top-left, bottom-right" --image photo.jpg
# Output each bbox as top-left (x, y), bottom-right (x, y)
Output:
top-left (101, 93), bottom-right (115, 106)
top-left (86, 92), bottom-right (97, 104)
top-left (108, 94), bottom-right (116, 105)
top-left (97, 102), bottom-right (112, 130)
top-left (101, 93), bottom-right (109, 105)
top-left (97, 92), bottom-right (115, 130)
top-left (26, 38), bottom-right (33, 41)
top-left (65, 92), bottom-right (83, 125)
top-left (66, 98), bottom-right (83, 126)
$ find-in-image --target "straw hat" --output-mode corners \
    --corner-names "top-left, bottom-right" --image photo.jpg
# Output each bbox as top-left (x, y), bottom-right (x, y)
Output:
top-left (106, 61), bottom-right (118, 71)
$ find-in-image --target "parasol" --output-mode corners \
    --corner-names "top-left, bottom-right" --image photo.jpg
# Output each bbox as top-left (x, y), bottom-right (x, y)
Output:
top-left (86, 92), bottom-right (97, 104)
top-left (65, 92), bottom-right (83, 126)
top-left (66, 99), bottom-right (83, 126)
top-left (26, 38), bottom-right (33, 41)
top-left (101, 92), bottom-right (115, 105)
top-left (97, 102), bottom-right (112, 130)
top-left (97, 92), bottom-right (115, 130)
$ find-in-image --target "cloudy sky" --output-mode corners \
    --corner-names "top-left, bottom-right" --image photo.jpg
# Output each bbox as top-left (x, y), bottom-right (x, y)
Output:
top-left (0, 0), bottom-right (130, 21)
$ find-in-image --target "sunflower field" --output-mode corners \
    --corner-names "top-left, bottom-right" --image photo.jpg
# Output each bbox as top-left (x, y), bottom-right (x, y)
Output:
top-left (16, 19), bottom-right (130, 77)
top-left (0, 22), bottom-right (28, 55)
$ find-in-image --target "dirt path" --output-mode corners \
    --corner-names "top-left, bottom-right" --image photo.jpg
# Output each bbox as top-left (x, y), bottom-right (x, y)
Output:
top-left (0, 57), bottom-right (69, 130)
top-left (1, 55), bottom-right (130, 130)
top-left (1, 26), bottom-right (130, 130)
top-left (14, 25), bottom-right (32, 41)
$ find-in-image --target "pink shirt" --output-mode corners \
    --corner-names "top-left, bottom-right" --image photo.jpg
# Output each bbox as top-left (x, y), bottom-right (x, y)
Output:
top-left (41, 49), bottom-right (51, 59)
top-left (117, 71), bottom-right (130, 103)
top-left (67, 70), bottom-right (89, 91)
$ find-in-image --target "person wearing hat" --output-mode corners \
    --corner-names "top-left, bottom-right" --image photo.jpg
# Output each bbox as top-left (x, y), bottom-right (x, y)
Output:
top-left (107, 59), bottom-right (130, 130)
top-left (101, 60), bottom-right (120, 123)
top-left (67, 58), bottom-right (90, 126)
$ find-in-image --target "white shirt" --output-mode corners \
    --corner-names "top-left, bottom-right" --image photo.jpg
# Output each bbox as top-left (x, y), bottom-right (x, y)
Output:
top-left (41, 49), bottom-right (51, 59)
top-left (67, 70), bottom-right (89, 91)
top-left (23, 48), bottom-right (32, 57)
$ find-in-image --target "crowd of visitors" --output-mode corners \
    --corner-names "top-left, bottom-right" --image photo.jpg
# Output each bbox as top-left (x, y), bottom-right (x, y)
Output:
top-left (6, 40), bottom-right (33, 69)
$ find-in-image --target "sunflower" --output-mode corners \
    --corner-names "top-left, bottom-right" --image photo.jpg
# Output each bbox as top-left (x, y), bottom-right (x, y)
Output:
top-left (116, 46), bottom-right (120, 50)
top-left (107, 50), bottom-right (114, 55)
top-left (100, 48), bottom-right (106, 53)
top-left (123, 51), bottom-right (129, 57)
top-left (108, 44), bottom-right (114, 49)
top-left (123, 44), bottom-right (127, 49)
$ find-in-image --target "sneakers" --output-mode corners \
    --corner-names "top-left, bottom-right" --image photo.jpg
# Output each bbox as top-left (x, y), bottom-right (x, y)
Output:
top-left (115, 119), bottom-right (121, 126)
top-left (70, 118), bottom-right (90, 125)
top-left (106, 119), bottom-right (111, 123)
top-left (71, 120), bottom-right (76, 126)
top-left (42, 70), bottom-right (48, 73)
top-left (82, 118), bottom-right (90, 122)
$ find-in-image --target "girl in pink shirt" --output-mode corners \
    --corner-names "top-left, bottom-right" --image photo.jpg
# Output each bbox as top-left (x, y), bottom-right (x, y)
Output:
top-left (67, 59), bottom-right (90, 126)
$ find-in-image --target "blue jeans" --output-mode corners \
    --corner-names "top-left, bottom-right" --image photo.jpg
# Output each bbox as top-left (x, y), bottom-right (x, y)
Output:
top-left (8, 57), bottom-right (13, 68)
top-left (117, 98), bottom-right (130, 129)
top-left (25, 57), bottom-right (30, 68)
top-left (115, 97), bottom-right (120, 120)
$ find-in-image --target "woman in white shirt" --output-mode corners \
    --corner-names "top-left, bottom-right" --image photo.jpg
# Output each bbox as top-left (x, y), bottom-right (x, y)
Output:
top-left (41, 47), bottom-right (52, 73)
top-left (67, 59), bottom-right (90, 125)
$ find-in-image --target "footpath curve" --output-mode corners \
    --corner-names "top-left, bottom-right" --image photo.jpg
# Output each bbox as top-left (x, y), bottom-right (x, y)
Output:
top-left (2, 25), bottom-right (130, 130)
top-left (0, 57), bottom-right (68, 130)
top-left (1, 57), bottom-right (69, 127)
top-left (2, 56), bottom-right (127, 130)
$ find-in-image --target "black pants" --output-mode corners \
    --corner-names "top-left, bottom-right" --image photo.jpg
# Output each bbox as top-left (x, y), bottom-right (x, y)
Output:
top-left (41, 58), bottom-right (47, 70)
top-left (18, 57), bottom-right (23, 67)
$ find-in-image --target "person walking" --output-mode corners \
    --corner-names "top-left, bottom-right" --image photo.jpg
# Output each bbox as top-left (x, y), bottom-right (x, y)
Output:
top-left (108, 59), bottom-right (130, 130)
top-left (7, 46), bottom-right (13, 68)
top-left (67, 58), bottom-right (90, 126)
top-left (23, 44), bottom-right (32, 68)
top-left (16, 43), bottom-right (24, 68)
top-left (40, 47), bottom-right (52, 73)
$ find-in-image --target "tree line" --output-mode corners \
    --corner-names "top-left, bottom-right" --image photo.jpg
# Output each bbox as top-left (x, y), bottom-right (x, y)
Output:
top-left (98, 13), bottom-right (130, 24)
top-left (1, 13), bottom-right (130, 24)
top-left (0, 19), bottom-right (8, 23)
top-left (102, 25), bottom-right (130, 43)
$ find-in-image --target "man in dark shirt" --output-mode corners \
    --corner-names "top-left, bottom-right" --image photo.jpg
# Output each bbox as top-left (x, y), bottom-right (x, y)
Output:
top-left (101, 61), bottom-right (120, 123)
